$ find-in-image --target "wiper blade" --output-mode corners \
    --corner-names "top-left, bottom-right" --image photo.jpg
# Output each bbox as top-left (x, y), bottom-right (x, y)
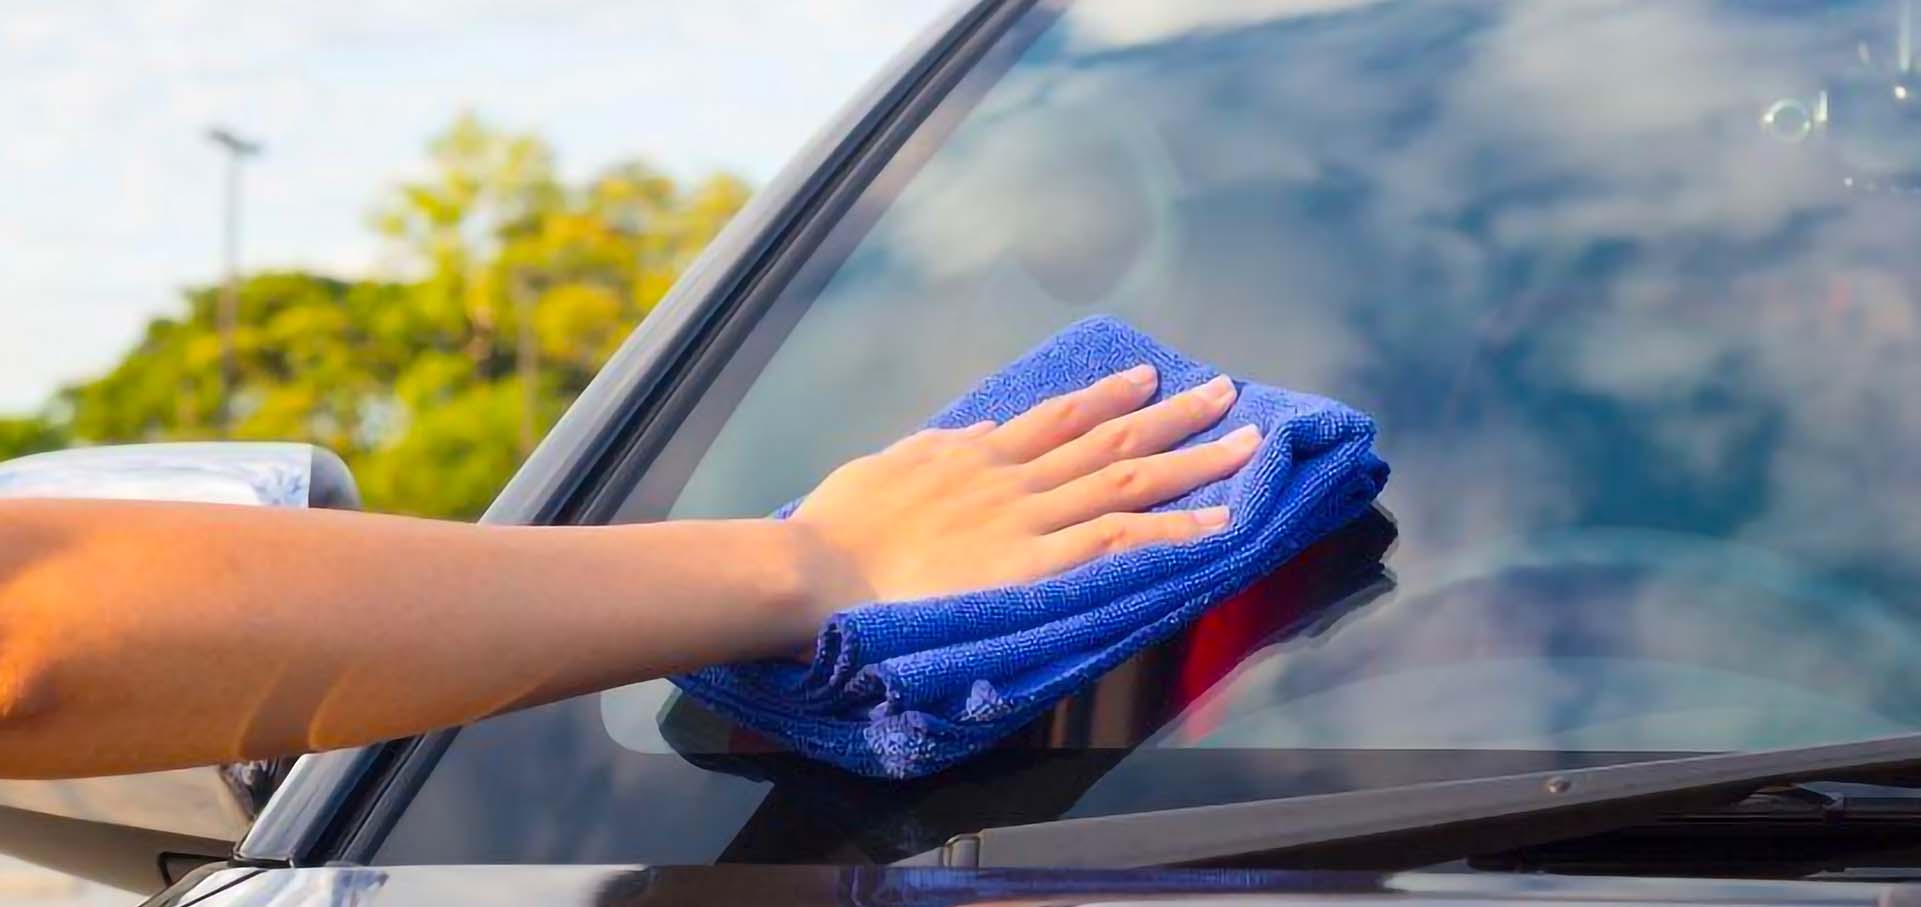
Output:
top-left (1471, 784), bottom-right (1921, 877)
top-left (1668, 783), bottom-right (1921, 824)
top-left (899, 732), bottom-right (1921, 869)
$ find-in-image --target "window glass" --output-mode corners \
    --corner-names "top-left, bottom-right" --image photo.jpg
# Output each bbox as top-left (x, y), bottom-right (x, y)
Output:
top-left (378, 0), bottom-right (1921, 866)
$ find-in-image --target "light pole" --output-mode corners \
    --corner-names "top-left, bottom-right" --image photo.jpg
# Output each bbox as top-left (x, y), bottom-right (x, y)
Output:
top-left (206, 126), bottom-right (262, 436)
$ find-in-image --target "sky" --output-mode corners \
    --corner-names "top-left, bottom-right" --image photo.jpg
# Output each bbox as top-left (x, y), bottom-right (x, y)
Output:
top-left (0, 0), bottom-right (950, 414)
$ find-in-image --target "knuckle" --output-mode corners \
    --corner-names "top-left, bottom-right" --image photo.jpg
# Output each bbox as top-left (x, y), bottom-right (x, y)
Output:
top-left (938, 441), bottom-right (994, 469)
top-left (1097, 422), bottom-right (1142, 457)
top-left (924, 441), bottom-right (959, 465)
top-left (888, 428), bottom-right (941, 454)
top-left (1042, 395), bottom-right (1082, 425)
top-left (1103, 460), bottom-right (1152, 497)
top-left (1096, 517), bottom-right (1135, 553)
top-left (922, 428), bottom-right (963, 450)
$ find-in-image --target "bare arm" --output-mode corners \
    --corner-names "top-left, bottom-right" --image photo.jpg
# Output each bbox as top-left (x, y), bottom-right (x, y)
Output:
top-left (0, 366), bottom-right (1252, 778)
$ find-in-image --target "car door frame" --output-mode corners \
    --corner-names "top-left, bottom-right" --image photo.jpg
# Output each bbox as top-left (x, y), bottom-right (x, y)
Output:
top-left (231, 0), bottom-right (1042, 872)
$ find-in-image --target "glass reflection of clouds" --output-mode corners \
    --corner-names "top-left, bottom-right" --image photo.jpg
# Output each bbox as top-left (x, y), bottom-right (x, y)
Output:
top-left (644, 0), bottom-right (1921, 759)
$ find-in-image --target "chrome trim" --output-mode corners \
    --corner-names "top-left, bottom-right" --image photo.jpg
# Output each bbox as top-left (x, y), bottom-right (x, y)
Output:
top-left (0, 442), bottom-right (321, 507)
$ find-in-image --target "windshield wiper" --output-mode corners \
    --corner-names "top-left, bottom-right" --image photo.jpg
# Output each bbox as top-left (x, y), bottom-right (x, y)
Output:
top-left (1472, 783), bottom-right (1921, 877)
top-left (897, 732), bottom-right (1921, 869)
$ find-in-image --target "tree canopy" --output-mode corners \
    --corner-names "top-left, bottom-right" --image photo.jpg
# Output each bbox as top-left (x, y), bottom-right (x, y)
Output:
top-left (9, 114), bottom-right (750, 518)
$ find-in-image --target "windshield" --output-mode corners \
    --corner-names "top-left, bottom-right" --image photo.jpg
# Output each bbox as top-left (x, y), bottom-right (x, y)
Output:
top-left (374, 0), bottom-right (1921, 867)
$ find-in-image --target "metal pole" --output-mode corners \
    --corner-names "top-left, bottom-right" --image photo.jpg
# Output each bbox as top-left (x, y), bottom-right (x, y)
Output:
top-left (515, 273), bottom-right (537, 457)
top-left (206, 127), bottom-right (261, 436)
top-left (218, 150), bottom-right (241, 435)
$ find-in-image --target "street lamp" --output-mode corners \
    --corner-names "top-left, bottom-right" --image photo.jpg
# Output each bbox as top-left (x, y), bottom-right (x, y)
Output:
top-left (206, 126), bottom-right (263, 436)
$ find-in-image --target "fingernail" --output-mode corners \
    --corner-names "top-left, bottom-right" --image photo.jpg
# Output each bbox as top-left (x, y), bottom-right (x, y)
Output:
top-left (1119, 363), bottom-right (1158, 390)
top-left (1220, 425), bottom-right (1261, 450)
top-left (964, 420), bottom-right (997, 435)
top-left (1195, 506), bottom-right (1231, 530)
top-left (1196, 375), bottom-right (1236, 404)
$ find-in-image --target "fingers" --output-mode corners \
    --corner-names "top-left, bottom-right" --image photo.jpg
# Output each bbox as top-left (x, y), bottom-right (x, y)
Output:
top-left (1039, 506), bottom-right (1232, 573)
top-left (1027, 425), bottom-right (1261, 530)
top-left (1022, 374), bottom-right (1239, 489)
top-left (985, 364), bottom-right (1159, 462)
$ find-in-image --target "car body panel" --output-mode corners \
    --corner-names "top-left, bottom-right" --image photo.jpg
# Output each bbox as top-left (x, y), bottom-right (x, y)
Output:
top-left (155, 865), bottom-right (1918, 907)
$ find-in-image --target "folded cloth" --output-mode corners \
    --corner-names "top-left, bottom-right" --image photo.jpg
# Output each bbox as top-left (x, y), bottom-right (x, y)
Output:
top-left (672, 315), bottom-right (1389, 778)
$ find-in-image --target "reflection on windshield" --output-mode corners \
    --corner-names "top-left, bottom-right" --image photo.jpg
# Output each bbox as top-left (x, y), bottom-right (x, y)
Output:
top-left (650, 0), bottom-right (1921, 760)
top-left (1149, 528), bottom-right (1919, 752)
top-left (387, 0), bottom-right (1921, 869)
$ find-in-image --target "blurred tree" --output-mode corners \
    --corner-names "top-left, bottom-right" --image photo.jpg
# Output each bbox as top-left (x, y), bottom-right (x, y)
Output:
top-left (0, 417), bottom-right (67, 462)
top-left (42, 113), bottom-right (749, 519)
top-left (64, 274), bottom-right (409, 452)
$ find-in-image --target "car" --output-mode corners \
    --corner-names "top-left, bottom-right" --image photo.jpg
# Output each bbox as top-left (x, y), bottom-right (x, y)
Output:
top-left (13, 0), bottom-right (1921, 904)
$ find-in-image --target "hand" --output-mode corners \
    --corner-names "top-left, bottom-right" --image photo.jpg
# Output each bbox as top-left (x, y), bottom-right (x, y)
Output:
top-left (789, 364), bottom-right (1258, 619)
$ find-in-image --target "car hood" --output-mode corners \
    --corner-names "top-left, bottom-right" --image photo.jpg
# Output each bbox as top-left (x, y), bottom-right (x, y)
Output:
top-left (154, 864), bottom-right (1921, 907)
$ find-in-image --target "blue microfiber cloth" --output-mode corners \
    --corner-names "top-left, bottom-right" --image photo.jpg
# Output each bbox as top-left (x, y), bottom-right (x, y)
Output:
top-left (672, 316), bottom-right (1388, 778)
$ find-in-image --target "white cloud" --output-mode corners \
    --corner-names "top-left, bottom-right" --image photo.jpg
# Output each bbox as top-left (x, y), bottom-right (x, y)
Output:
top-left (0, 0), bottom-right (948, 413)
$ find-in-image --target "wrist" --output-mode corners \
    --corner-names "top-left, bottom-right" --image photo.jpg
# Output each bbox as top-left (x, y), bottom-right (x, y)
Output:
top-left (726, 519), bottom-right (862, 662)
top-left (769, 518), bottom-right (872, 646)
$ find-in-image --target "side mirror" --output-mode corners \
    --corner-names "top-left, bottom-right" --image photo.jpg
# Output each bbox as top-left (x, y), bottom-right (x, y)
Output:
top-left (0, 442), bottom-right (361, 893)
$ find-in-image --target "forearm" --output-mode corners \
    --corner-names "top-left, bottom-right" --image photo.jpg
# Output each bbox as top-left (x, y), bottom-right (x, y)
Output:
top-left (0, 500), bottom-right (823, 778)
top-left (0, 364), bottom-right (1248, 779)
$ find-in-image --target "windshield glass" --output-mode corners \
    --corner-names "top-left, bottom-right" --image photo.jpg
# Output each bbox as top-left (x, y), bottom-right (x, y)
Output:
top-left (375, 0), bottom-right (1921, 866)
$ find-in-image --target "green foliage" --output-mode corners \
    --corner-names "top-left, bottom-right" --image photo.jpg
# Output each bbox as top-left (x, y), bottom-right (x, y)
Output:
top-left (0, 417), bottom-right (67, 462)
top-left (36, 113), bottom-right (749, 519)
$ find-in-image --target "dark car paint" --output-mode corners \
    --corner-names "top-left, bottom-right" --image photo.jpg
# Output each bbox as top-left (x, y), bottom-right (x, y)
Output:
top-left (151, 864), bottom-right (1921, 907)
